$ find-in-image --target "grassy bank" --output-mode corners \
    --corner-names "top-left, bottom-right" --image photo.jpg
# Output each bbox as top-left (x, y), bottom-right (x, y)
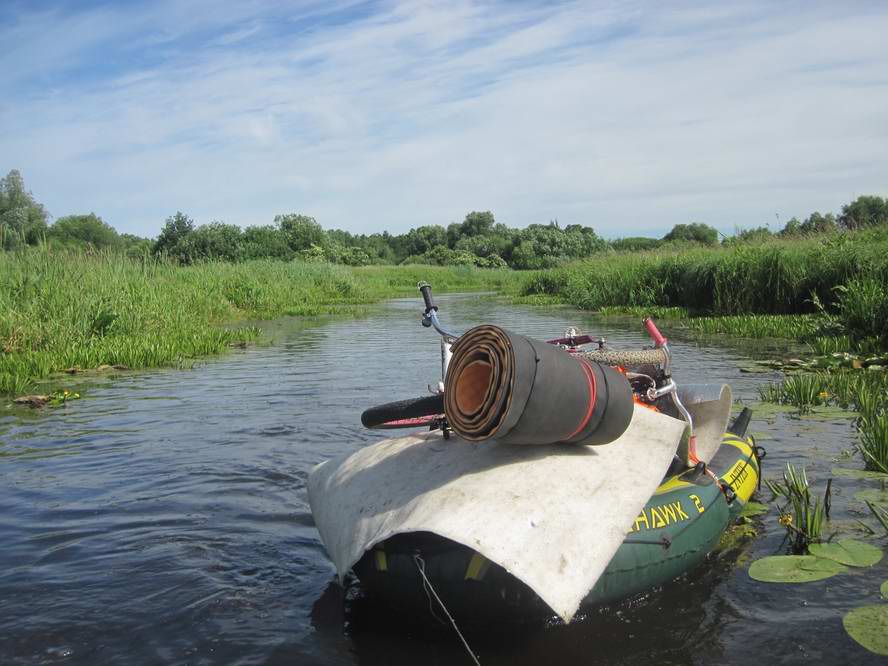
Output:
top-left (521, 228), bottom-right (888, 345)
top-left (0, 249), bottom-right (512, 396)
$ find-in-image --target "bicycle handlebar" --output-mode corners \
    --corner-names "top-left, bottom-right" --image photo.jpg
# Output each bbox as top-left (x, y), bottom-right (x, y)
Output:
top-left (643, 317), bottom-right (667, 348)
top-left (418, 281), bottom-right (669, 367)
top-left (418, 282), bottom-right (437, 313)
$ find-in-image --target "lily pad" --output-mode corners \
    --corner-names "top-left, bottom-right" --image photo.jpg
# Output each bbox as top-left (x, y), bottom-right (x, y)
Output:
top-left (748, 555), bottom-right (847, 583)
top-left (809, 539), bottom-right (883, 567)
top-left (843, 605), bottom-right (888, 656)
top-left (882, 580), bottom-right (888, 599)
top-left (740, 501), bottom-right (769, 517)
top-left (832, 467), bottom-right (888, 481)
top-left (805, 406), bottom-right (858, 420)
top-left (855, 489), bottom-right (888, 504)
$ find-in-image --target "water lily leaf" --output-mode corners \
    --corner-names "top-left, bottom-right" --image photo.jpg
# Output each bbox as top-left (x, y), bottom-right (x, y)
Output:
top-left (832, 467), bottom-right (888, 481)
top-left (881, 580), bottom-right (888, 599)
top-left (740, 501), bottom-right (769, 517)
top-left (806, 406), bottom-right (858, 420)
top-left (843, 605), bottom-right (888, 656)
top-left (748, 555), bottom-right (846, 583)
top-left (809, 540), bottom-right (883, 567)
top-left (855, 489), bottom-right (888, 504)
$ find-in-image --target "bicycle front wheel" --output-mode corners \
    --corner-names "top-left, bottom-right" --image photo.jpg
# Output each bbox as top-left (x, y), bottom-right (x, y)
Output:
top-left (360, 394), bottom-right (445, 430)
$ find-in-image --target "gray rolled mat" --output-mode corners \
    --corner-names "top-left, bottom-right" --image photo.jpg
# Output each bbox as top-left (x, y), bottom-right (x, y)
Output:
top-left (444, 324), bottom-right (634, 445)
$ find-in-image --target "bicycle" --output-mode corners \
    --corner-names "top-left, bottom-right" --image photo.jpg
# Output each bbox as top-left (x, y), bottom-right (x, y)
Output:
top-left (361, 283), bottom-right (704, 459)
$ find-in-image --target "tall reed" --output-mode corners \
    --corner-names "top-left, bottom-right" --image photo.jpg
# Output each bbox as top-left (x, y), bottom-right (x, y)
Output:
top-left (521, 228), bottom-right (888, 342)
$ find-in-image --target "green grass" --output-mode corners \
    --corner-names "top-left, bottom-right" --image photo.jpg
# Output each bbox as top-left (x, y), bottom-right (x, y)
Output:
top-left (0, 249), bottom-right (511, 396)
top-left (520, 228), bottom-right (888, 343)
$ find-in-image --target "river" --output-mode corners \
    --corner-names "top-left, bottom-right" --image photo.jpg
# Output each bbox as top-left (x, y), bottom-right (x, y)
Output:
top-left (1, 294), bottom-right (885, 665)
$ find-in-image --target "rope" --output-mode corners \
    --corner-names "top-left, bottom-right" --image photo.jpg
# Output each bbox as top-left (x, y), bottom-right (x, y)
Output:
top-left (623, 447), bottom-right (760, 548)
top-left (413, 554), bottom-right (481, 666)
top-left (751, 436), bottom-right (767, 491)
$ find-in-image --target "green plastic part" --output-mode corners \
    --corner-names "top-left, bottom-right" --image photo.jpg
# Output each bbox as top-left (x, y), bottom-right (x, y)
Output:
top-left (748, 555), bottom-right (846, 583)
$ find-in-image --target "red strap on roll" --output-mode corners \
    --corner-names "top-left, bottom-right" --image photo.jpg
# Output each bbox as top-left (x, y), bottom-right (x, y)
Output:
top-left (565, 357), bottom-right (598, 441)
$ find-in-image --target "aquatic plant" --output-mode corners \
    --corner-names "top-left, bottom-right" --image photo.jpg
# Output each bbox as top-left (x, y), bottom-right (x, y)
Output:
top-left (748, 539), bottom-right (881, 587)
top-left (595, 305), bottom-right (689, 319)
top-left (766, 463), bottom-right (829, 551)
top-left (759, 369), bottom-right (888, 472)
top-left (859, 418), bottom-right (888, 474)
top-left (781, 375), bottom-right (830, 413)
top-left (758, 374), bottom-right (830, 414)
top-left (843, 606), bottom-right (888, 656)
top-left (867, 502), bottom-right (888, 534)
top-left (807, 335), bottom-right (854, 356)
top-left (748, 555), bottom-right (845, 583)
top-left (680, 314), bottom-right (820, 339)
top-left (808, 539), bottom-right (883, 567)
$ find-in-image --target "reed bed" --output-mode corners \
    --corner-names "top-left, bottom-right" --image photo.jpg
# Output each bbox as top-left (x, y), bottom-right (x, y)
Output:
top-left (0, 249), bottom-right (509, 396)
top-left (520, 229), bottom-right (888, 344)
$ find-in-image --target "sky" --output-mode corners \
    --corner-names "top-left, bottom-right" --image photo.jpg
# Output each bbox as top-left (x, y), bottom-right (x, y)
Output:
top-left (2, 1), bottom-right (887, 240)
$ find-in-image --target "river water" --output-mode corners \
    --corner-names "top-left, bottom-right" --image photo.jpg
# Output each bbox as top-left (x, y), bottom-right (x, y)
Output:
top-left (1, 295), bottom-right (885, 665)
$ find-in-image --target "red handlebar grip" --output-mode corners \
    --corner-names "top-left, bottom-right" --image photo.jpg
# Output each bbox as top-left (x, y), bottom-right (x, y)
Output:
top-left (643, 318), bottom-right (667, 347)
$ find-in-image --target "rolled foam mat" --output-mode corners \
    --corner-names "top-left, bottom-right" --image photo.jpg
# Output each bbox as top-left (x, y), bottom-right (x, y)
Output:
top-left (444, 324), bottom-right (633, 445)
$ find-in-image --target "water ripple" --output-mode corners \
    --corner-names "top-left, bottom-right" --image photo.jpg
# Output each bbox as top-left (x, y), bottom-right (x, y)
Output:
top-left (1, 296), bottom-right (881, 665)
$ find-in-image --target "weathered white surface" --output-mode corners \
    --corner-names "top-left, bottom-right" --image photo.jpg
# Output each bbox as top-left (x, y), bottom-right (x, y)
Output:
top-left (677, 383), bottom-right (732, 464)
top-left (308, 405), bottom-right (687, 623)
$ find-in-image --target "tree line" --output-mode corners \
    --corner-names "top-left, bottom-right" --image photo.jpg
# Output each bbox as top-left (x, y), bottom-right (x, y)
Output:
top-left (2, 169), bottom-right (887, 269)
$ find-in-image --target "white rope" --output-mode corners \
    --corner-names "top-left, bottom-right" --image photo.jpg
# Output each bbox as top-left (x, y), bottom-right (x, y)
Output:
top-left (413, 553), bottom-right (481, 666)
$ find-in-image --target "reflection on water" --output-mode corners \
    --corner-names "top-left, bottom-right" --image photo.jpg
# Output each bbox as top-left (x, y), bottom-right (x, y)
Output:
top-left (1, 295), bottom-right (885, 665)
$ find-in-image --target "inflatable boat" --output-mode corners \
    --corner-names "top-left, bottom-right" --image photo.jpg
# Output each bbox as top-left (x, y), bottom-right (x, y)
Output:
top-left (349, 413), bottom-right (759, 622)
top-left (308, 285), bottom-right (762, 623)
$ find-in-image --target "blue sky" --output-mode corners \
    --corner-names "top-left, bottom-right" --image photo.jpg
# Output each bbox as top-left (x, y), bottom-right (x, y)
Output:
top-left (2, 1), bottom-right (887, 239)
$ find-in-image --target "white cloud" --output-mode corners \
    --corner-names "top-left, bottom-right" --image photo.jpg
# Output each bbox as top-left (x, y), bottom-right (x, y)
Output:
top-left (1, 0), bottom-right (887, 238)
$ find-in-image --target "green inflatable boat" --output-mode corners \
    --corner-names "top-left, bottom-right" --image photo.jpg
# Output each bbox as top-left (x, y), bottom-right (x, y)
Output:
top-left (309, 288), bottom-right (761, 623)
top-left (351, 411), bottom-right (760, 622)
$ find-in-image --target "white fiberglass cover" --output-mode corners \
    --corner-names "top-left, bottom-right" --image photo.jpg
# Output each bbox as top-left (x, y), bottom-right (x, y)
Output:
top-left (308, 404), bottom-right (688, 623)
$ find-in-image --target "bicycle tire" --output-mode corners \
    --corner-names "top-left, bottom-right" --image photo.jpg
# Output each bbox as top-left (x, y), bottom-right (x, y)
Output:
top-left (577, 347), bottom-right (668, 368)
top-left (361, 394), bottom-right (445, 430)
